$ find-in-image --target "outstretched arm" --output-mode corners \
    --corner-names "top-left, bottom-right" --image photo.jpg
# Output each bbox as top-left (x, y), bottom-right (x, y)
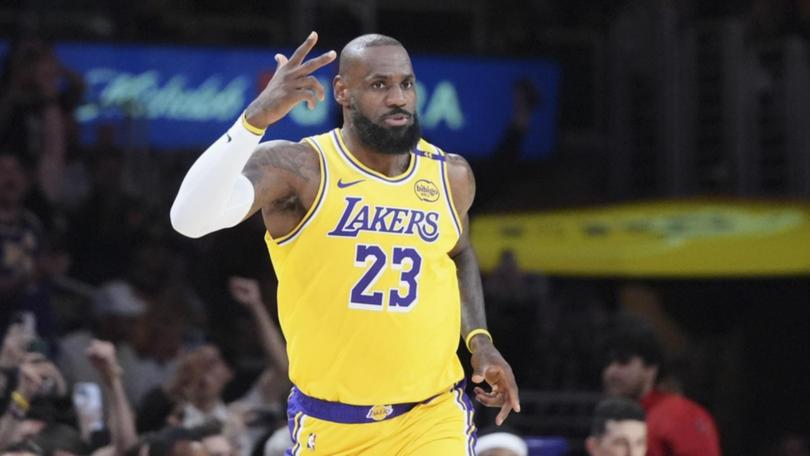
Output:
top-left (86, 340), bottom-right (138, 454)
top-left (229, 277), bottom-right (289, 374)
top-left (170, 32), bottom-right (336, 238)
top-left (447, 154), bottom-right (520, 426)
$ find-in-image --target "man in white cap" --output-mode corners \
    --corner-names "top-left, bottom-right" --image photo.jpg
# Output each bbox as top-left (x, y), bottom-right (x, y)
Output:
top-left (476, 430), bottom-right (528, 456)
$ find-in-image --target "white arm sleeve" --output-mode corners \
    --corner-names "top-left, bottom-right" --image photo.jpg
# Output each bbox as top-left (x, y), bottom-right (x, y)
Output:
top-left (170, 114), bottom-right (263, 238)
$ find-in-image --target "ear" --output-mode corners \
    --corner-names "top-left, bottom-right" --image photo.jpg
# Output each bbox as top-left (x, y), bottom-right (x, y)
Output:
top-left (333, 74), bottom-right (348, 107)
top-left (585, 436), bottom-right (599, 455)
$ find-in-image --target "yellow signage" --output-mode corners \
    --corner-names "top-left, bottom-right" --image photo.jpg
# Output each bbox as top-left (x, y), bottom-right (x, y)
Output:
top-left (471, 200), bottom-right (810, 277)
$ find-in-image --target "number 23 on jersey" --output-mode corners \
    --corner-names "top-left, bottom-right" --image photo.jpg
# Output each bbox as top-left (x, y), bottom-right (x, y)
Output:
top-left (350, 244), bottom-right (422, 312)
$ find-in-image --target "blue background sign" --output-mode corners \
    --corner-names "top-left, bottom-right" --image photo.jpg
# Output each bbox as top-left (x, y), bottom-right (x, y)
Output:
top-left (1, 42), bottom-right (560, 158)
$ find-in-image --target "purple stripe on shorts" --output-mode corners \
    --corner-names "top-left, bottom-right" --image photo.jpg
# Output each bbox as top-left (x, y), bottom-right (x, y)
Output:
top-left (454, 385), bottom-right (478, 456)
top-left (284, 410), bottom-right (304, 456)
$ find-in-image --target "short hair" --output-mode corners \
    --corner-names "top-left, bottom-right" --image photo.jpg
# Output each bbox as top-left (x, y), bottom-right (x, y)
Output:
top-left (143, 427), bottom-right (196, 456)
top-left (186, 419), bottom-right (224, 440)
top-left (590, 397), bottom-right (646, 437)
top-left (602, 316), bottom-right (664, 368)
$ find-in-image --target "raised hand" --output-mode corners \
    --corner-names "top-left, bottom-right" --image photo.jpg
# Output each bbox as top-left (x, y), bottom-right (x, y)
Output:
top-left (0, 322), bottom-right (35, 368)
top-left (470, 342), bottom-right (521, 426)
top-left (229, 276), bottom-right (264, 309)
top-left (86, 339), bottom-right (122, 385)
top-left (15, 353), bottom-right (67, 398)
top-left (15, 357), bottom-right (44, 401)
top-left (245, 31), bottom-right (336, 129)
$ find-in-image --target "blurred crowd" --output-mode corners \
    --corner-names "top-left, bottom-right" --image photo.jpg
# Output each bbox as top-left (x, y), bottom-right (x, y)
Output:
top-left (0, 18), bottom-right (809, 456)
top-left (0, 35), bottom-right (293, 456)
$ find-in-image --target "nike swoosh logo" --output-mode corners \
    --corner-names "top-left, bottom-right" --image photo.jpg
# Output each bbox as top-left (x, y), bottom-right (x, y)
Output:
top-left (337, 178), bottom-right (365, 188)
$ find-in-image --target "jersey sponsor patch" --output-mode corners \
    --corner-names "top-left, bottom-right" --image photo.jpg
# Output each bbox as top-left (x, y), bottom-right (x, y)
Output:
top-left (414, 179), bottom-right (440, 202)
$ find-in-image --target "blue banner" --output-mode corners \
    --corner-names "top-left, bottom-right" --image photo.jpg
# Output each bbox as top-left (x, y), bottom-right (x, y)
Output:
top-left (1, 41), bottom-right (560, 158)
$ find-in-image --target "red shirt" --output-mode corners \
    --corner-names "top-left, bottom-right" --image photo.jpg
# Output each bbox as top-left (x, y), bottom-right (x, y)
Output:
top-left (640, 389), bottom-right (722, 456)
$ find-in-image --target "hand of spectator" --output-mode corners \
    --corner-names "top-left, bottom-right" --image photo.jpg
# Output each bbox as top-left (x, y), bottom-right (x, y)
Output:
top-left (86, 340), bottom-right (123, 386)
top-left (16, 353), bottom-right (67, 399)
top-left (0, 323), bottom-right (34, 368)
top-left (15, 357), bottom-right (44, 401)
top-left (470, 341), bottom-right (521, 426)
top-left (229, 277), bottom-right (264, 310)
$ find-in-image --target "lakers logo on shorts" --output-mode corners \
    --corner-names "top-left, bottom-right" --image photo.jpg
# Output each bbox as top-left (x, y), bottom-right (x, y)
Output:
top-left (366, 404), bottom-right (394, 421)
top-left (414, 179), bottom-right (440, 202)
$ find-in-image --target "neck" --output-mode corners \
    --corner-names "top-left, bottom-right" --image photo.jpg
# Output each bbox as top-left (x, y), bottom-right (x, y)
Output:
top-left (340, 125), bottom-right (411, 177)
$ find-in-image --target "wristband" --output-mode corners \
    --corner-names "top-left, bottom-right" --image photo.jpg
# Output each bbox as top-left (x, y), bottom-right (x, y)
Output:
top-left (242, 113), bottom-right (267, 136)
top-left (11, 391), bottom-right (30, 411)
top-left (465, 329), bottom-right (493, 352)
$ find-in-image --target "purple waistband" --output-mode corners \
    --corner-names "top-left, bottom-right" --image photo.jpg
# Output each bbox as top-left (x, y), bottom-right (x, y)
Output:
top-left (288, 380), bottom-right (466, 424)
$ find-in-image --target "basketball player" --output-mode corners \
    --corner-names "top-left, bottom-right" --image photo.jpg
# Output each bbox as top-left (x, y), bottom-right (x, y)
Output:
top-left (170, 32), bottom-right (520, 455)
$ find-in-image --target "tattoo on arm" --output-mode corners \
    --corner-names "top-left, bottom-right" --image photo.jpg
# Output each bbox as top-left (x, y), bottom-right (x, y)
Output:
top-left (447, 154), bottom-right (484, 338)
top-left (243, 144), bottom-right (316, 183)
top-left (241, 143), bottom-right (319, 212)
top-left (453, 218), bottom-right (487, 337)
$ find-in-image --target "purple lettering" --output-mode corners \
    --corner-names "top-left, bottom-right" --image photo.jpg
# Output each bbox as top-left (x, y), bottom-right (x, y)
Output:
top-left (327, 196), bottom-right (363, 237)
top-left (405, 210), bottom-right (425, 235)
top-left (417, 212), bottom-right (440, 242)
top-left (389, 208), bottom-right (407, 234)
top-left (370, 206), bottom-right (392, 232)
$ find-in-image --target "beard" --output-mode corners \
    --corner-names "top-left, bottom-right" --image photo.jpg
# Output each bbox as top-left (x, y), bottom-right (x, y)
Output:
top-left (349, 103), bottom-right (421, 155)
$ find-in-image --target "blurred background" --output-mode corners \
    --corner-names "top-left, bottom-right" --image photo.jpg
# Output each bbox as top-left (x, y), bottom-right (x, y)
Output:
top-left (1, 0), bottom-right (809, 455)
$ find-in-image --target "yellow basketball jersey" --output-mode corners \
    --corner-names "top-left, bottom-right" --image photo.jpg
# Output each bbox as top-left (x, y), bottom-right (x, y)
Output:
top-left (264, 129), bottom-right (465, 405)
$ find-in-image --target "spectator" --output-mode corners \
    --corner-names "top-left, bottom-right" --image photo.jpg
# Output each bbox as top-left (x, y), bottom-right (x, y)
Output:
top-left (57, 279), bottom-right (147, 390)
top-left (135, 426), bottom-right (207, 456)
top-left (0, 35), bottom-right (84, 212)
top-left (84, 339), bottom-right (139, 454)
top-left (475, 429), bottom-right (528, 456)
top-left (0, 153), bottom-right (68, 338)
top-left (137, 278), bottom-right (288, 455)
top-left (602, 318), bottom-right (721, 456)
top-left (66, 148), bottom-right (147, 285)
top-left (0, 351), bottom-right (68, 450)
top-left (585, 397), bottom-right (646, 456)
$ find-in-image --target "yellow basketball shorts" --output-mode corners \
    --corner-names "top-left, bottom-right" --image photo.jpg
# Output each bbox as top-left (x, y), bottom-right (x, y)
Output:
top-left (284, 381), bottom-right (477, 455)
